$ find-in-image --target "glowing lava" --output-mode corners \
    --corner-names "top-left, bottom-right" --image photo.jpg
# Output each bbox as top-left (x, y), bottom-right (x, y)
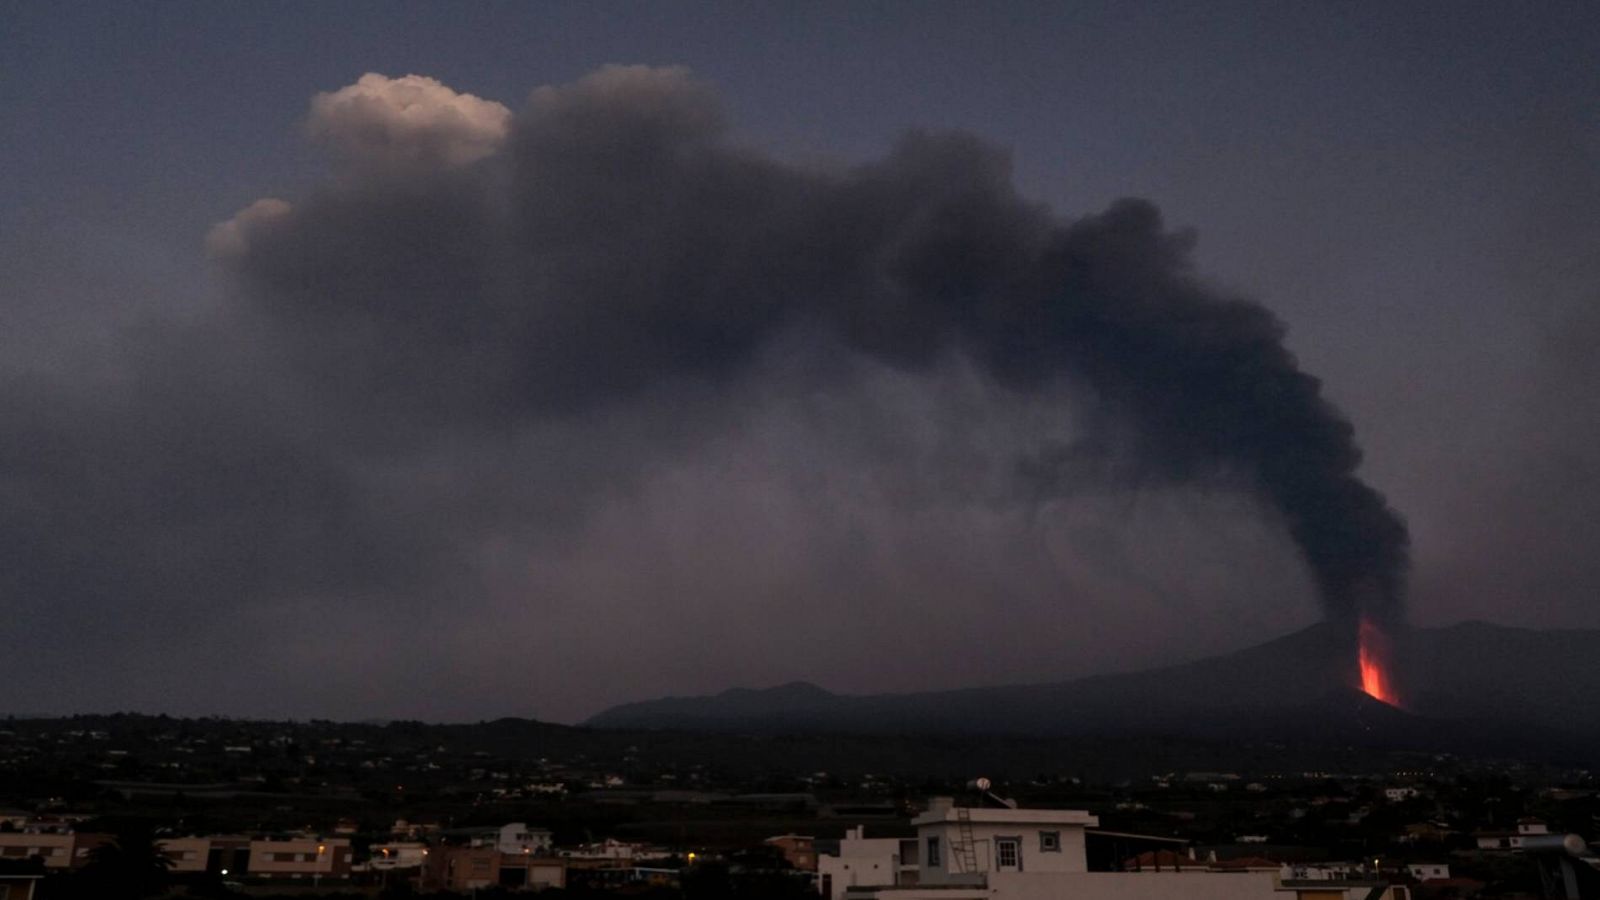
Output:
top-left (1358, 617), bottom-right (1401, 706)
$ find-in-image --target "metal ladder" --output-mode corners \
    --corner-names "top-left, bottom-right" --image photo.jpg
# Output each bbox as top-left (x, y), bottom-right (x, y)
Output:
top-left (955, 807), bottom-right (979, 873)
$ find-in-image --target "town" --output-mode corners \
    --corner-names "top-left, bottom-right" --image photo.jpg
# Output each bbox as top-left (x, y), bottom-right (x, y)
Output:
top-left (0, 714), bottom-right (1595, 898)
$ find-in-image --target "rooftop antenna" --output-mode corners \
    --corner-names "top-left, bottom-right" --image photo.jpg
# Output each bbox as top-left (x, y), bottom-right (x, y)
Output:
top-left (968, 777), bottom-right (1018, 810)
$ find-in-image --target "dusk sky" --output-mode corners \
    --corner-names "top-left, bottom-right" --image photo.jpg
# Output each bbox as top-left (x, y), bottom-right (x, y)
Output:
top-left (5, 2), bottom-right (1599, 723)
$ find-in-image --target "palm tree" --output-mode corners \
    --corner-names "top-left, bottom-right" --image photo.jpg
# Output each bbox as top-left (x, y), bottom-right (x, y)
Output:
top-left (76, 829), bottom-right (174, 899)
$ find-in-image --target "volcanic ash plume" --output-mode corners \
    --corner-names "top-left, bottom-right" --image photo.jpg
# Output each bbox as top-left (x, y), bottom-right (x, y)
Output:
top-left (213, 66), bottom-right (1410, 625)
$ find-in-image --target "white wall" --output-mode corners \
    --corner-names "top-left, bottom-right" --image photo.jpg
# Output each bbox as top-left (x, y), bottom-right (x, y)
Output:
top-left (819, 828), bottom-right (907, 900)
top-left (497, 822), bottom-right (552, 854)
top-left (988, 872), bottom-right (1285, 900)
top-left (919, 822), bottom-right (1087, 884)
top-left (821, 850), bottom-right (900, 900)
top-left (528, 863), bottom-right (565, 889)
top-left (848, 871), bottom-right (1285, 900)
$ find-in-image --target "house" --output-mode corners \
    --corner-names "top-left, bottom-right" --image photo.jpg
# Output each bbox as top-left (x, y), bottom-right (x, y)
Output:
top-left (1406, 863), bottom-right (1450, 881)
top-left (425, 845), bottom-right (500, 892)
top-left (0, 834), bottom-right (74, 871)
top-left (1400, 822), bottom-right (1452, 843)
top-left (819, 826), bottom-right (918, 900)
top-left (766, 834), bottom-right (817, 871)
top-left (366, 841), bottom-right (429, 872)
top-left (421, 844), bottom-right (566, 892)
top-left (501, 854), bottom-right (566, 891)
top-left (842, 799), bottom-right (1407, 900)
top-left (157, 837), bottom-right (212, 873)
top-left (560, 837), bottom-right (666, 861)
top-left (496, 823), bottom-right (553, 855)
top-left (1384, 787), bottom-right (1421, 802)
top-left (1474, 832), bottom-right (1518, 851)
top-left (0, 832), bottom-right (111, 870)
top-left (1518, 818), bottom-right (1550, 836)
top-left (245, 837), bottom-right (353, 882)
top-left (391, 818), bottom-right (443, 840)
top-left (202, 836), bottom-right (252, 878)
top-left (913, 796), bottom-right (1097, 884)
top-left (1474, 821), bottom-right (1549, 852)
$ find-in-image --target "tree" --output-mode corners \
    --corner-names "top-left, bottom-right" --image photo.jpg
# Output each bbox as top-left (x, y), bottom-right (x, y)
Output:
top-left (71, 828), bottom-right (174, 899)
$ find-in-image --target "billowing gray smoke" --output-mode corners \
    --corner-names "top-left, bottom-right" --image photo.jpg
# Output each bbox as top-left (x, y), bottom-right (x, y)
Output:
top-left (215, 66), bottom-right (1408, 624)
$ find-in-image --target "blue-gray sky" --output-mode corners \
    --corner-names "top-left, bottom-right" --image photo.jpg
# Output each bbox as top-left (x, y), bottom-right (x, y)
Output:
top-left (3, 2), bottom-right (1598, 722)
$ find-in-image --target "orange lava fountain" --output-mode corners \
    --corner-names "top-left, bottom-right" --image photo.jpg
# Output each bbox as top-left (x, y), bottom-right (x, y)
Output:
top-left (1357, 617), bottom-right (1401, 706)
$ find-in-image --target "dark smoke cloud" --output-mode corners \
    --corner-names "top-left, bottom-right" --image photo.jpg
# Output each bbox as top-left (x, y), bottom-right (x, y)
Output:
top-left (216, 65), bottom-right (1407, 623)
top-left (0, 66), bottom-right (1406, 719)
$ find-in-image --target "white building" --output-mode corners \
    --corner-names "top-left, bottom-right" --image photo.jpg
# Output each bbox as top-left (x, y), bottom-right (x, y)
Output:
top-left (842, 800), bottom-right (1406, 900)
top-left (1477, 820), bottom-right (1552, 851)
top-left (1383, 787), bottom-right (1421, 802)
top-left (914, 798), bottom-right (1095, 884)
top-left (560, 837), bottom-right (667, 861)
top-left (496, 822), bottom-right (553, 855)
top-left (818, 826), bottom-right (918, 900)
top-left (245, 837), bottom-right (353, 881)
top-left (0, 833), bottom-right (88, 870)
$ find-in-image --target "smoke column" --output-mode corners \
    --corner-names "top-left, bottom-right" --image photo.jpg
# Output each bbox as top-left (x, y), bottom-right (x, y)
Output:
top-left (216, 67), bottom-right (1410, 624)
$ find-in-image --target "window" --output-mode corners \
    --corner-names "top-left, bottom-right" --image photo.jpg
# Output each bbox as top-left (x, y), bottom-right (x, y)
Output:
top-left (1039, 831), bottom-right (1060, 853)
top-left (926, 836), bottom-right (941, 868)
top-left (996, 838), bottom-right (1020, 870)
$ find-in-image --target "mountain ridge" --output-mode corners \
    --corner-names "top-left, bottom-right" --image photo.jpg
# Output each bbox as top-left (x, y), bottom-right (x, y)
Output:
top-left (585, 620), bottom-right (1600, 760)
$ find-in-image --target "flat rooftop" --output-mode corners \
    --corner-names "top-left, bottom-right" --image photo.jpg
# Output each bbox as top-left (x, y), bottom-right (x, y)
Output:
top-left (912, 807), bottom-right (1099, 828)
